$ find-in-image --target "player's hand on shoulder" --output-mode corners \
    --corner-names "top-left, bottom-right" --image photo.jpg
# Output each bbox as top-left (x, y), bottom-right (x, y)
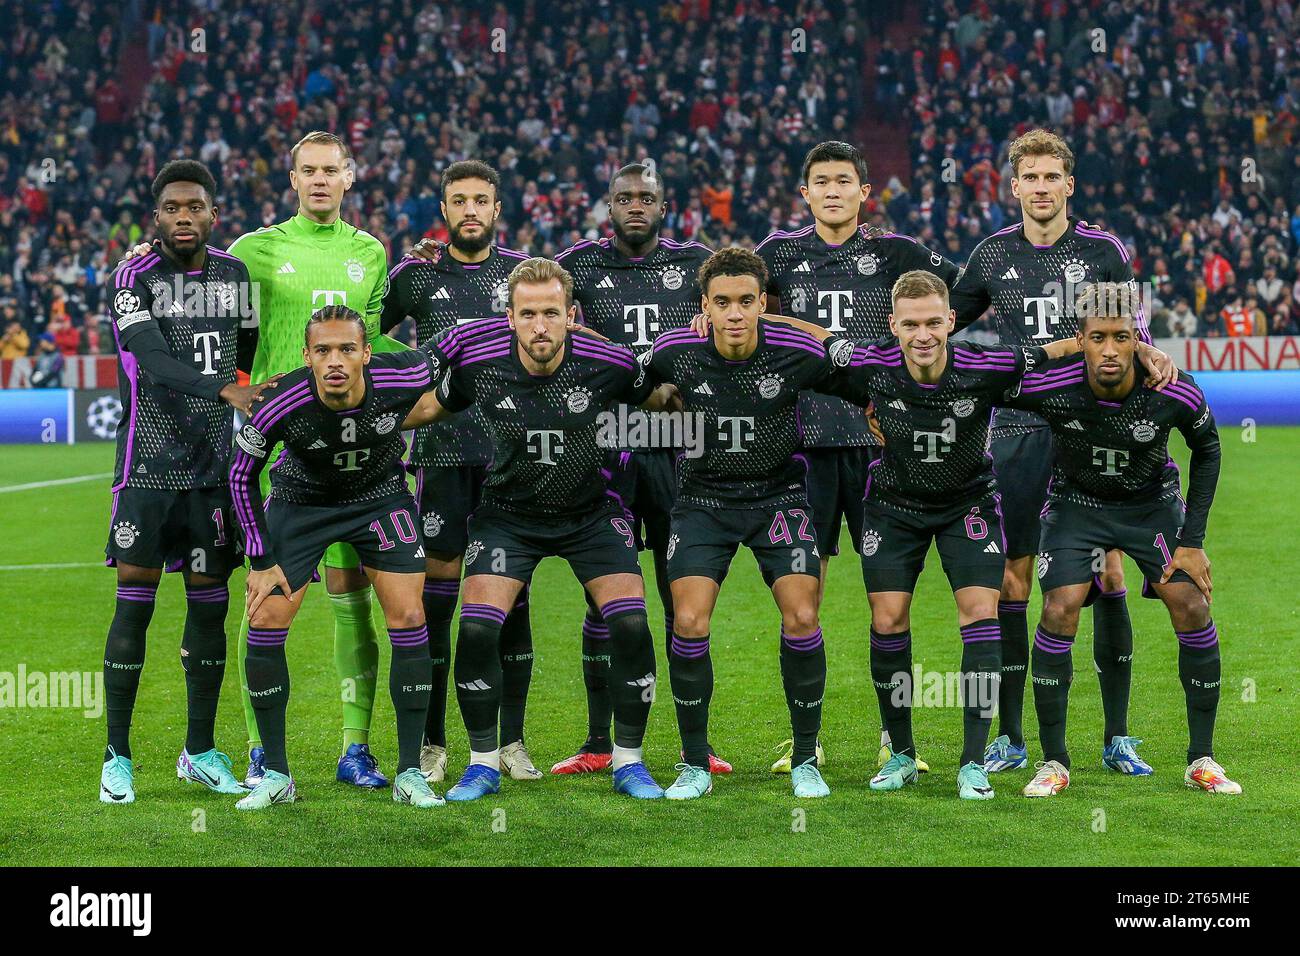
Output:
top-left (221, 375), bottom-right (282, 415)
top-left (691, 312), bottom-right (710, 337)
top-left (120, 240), bottom-right (155, 263)
top-left (1161, 546), bottom-right (1212, 602)
top-left (246, 565), bottom-right (292, 618)
top-left (1137, 341), bottom-right (1179, 390)
top-left (407, 237), bottom-right (446, 263)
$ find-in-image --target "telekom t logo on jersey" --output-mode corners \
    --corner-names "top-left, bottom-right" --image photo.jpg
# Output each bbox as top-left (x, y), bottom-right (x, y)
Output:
top-left (1023, 296), bottom-right (1061, 339)
top-left (313, 290), bottom-right (347, 308)
top-left (718, 416), bottom-right (755, 452)
top-left (192, 331), bottom-right (221, 375)
top-left (1092, 446), bottom-right (1130, 476)
top-left (817, 291), bottom-right (852, 332)
top-left (527, 429), bottom-right (564, 464)
top-left (913, 430), bottom-right (952, 462)
top-left (623, 304), bottom-right (660, 347)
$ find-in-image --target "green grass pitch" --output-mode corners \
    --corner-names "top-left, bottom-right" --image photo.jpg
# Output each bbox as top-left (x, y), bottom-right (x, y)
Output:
top-left (1, 430), bottom-right (1297, 866)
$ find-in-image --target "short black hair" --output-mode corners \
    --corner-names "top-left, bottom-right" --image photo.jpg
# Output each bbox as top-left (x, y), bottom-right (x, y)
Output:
top-left (443, 160), bottom-right (501, 201)
top-left (152, 160), bottom-right (218, 205)
top-left (609, 162), bottom-right (665, 202)
top-left (801, 141), bottom-right (868, 186)
top-left (304, 305), bottom-right (367, 345)
top-left (698, 247), bottom-right (768, 297)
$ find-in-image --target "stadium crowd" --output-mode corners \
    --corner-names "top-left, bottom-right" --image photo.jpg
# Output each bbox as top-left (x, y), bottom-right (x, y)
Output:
top-left (1, 0), bottom-right (1299, 369)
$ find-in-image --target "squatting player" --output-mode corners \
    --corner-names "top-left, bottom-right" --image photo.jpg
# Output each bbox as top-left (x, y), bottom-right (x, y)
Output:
top-left (382, 160), bottom-right (539, 784)
top-left (751, 272), bottom-right (1169, 799)
top-left (950, 129), bottom-right (1154, 777)
top-left (126, 131), bottom-right (398, 791)
top-left (642, 248), bottom-right (844, 801)
top-left (1006, 284), bottom-right (1239, 798)
top-left (229, 306), bottom-right (443, 810)
top-left (756, 141), bottom-right (959, 773)
top-left (404, 258), bottom-right (679, 802)
top-left (100, 159), bottom-right (269, 803)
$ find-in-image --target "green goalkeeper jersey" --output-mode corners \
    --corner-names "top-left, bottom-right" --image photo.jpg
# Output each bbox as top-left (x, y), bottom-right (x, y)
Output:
top-left (227, 212), bottom-right (402, 384)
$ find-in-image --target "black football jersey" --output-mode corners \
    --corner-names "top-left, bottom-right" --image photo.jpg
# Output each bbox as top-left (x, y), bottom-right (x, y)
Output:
top-left (229, 350), bottom-right (437, 569)
top-left (555, 236), bottom-right (712, 351)
top-left (950, 217), bottom-right (1151, 437)
top-left (381, 245), bottom-right (530, 466)
top-left (108, 246), bottom-right (254, 491)
top-left (822, 339), bottom-right (1047, 511)
top-left (1007, 357), bottom-right (1220, 547)
top-left (756, 223), bottom-right (960, 448)
top-left (644, 319), bottom-right (839, 510)
top-left (425, 318), bottom-right (652, 518)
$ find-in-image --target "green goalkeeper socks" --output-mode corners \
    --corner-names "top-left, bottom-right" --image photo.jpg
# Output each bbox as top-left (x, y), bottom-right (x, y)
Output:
top-left (330, 588), bottom-right (380, 750)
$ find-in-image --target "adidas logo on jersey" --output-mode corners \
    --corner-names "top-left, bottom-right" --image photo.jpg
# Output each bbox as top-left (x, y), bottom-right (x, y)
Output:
top-left (984, 541), bottom-right (1001, 554)
top-left (888, 398), bottom-right (907, 411)
top-left (794, 260), bottom-right (812, 273)
top-left (307, 438), bottom-right (328, 449)
top-left (1064, 419), bottom-right (1085, 430)
top-left (430, 287), bottom-right (451, 300)
top-left (596, 275), bottom-right (615, 289)
top-left (1001, 266), bottom-right (1019, 280)
top-left (496, 396), bottom-right (516, 410)
top-left (457, 679), bottom-right (492, 691)
top-left (694, 382), bottom-right (714, 395)
top-left (278, 262), bottom-right (296, 274)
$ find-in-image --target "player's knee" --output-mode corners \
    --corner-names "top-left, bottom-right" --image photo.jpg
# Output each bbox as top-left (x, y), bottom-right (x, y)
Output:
top-left (781, 604), bottom-right (820, 637)
top-left (1098, 559), bottom-right (1126, 592)
top-left (672, 606), bottom-right (711, 638)
top-left (1167, 589), bottom-right (1210, 632)
top-left (1000, 562), bottom-right (1031, 601)
top-left (385, 607), bottom-right (425, 631)
top-left (1040, 591), bottom-right (1081, 634)
top-left (869, 607), bottom-right (909, 634)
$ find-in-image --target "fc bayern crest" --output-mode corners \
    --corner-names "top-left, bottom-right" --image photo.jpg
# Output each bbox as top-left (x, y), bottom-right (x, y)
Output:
top-left (758, 374), bottom-right (783, 399)
top-left (113, 521), bottom-right (139, 549)
top-left (344, 258), bottom-right (365, 283)
top-left (1063, 260), bottom-right (1087, 284)
top-left (1036, 552), bottom-right (1052, 579)
top-left (566, 387), bottom-right (592, 413)
top-left (952, 398), bottom-right (975, 418)
top-left (465, 540), bottom-right (484, 565)
top-left (1131, 419), bottom-right (1156, 442)
top-left (861, 529), bottom-right (881, 556)
top-left (375, 413), bottom-right (398, 435)
top-left (661, 266), bottom-right (684, 290)
top-left (856, 253), bottom-right (879, 276)
top-left (666, 533), bottom-right (679, 560)
top-left (423, 512), bottom-right (443, 538)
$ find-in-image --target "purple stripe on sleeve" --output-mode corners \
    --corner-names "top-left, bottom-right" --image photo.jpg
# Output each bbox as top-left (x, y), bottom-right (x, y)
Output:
top-left (1021, 376), bottom-right (1086, 394)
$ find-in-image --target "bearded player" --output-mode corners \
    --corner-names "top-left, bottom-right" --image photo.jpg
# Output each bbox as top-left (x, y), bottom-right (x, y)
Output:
top-left (382, 160), bottom-right (541, 784)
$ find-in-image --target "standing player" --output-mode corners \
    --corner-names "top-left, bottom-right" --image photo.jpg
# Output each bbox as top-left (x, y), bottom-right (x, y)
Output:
top-left (1005, 284), bottom-right (1238, 797)
top-left (100, 160), bottom-right (269, 803)
top-left (756, 141), bottom-right (959, 772)
top-left (950, 129), bottom-right (1155, 777)
top-left (230, 306), bottom-right (443, 810)
top-left (381, 160), bottom-right (539, 784)
top-left (404, 258), bottom-right (676, 801)
top-left (642, 248), bottom-right (841, 801)
top-left (552, 162), bottom-right (722, 775)
top-left (746, 272), bottom-right (1169, 798)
